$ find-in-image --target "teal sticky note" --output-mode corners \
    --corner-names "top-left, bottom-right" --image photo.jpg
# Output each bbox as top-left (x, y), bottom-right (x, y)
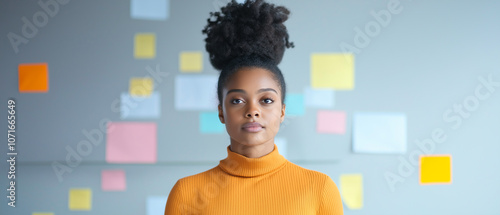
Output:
top-left (285, 94), bottom-right (305, 116)
top-left (353, 112), bottom-right (407, 154)
top-left (146, 196), bottom-right (168, 215)
top-left (200, 112), bottom-right (225, 134)
top-left (131, 0), bottom-right (169, 20)
top-left (120, 92), bottom-right (161, 119)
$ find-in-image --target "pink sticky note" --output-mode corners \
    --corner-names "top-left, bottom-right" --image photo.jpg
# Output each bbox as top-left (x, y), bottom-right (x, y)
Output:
top-left (106, 122), bottom-right (157, 163)
top-left (101, 170), bottom-right (126, 191)
top-left (317, 110), bottom-right (346, 134)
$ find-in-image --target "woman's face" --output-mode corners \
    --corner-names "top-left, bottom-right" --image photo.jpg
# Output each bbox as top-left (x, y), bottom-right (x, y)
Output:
top-left (218, 67), bottom-right (286, 147)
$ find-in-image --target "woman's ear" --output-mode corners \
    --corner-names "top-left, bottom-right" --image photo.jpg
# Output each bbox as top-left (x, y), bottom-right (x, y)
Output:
top-left (218, 104), bottom-right (225, 124)
top-left (280, 104), bottom-right (286, 123)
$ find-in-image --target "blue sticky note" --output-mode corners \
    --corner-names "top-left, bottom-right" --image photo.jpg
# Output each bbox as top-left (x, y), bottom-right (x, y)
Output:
top-left (304, 87), bottom-right (335, 108)
top-left (353, 112), bottom-right (407, 154)
top-left (275, 137), bottom-right (287, 158)
top-left (120, 92), bottom-right (161, 119)
top-left (175, 75), bottom-right (218, 111)
top-left (146, 196), bottom-right (168, 215)
top-left (200, 112), bottom-right (225, 134)
top-left (285, 94), bottom-right (305, 116)
top-left (131, 0), bottom-right (169, 20)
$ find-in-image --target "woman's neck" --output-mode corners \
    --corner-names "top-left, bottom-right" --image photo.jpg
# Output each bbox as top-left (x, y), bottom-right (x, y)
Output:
top-left (229, 139), bottom-right (275, 158)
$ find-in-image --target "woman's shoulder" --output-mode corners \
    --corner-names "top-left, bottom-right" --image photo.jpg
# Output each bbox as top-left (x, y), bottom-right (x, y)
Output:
top-left (284, 161), bottom-right (332, 181)
top-left (176, 166), bottom-right (220, 184)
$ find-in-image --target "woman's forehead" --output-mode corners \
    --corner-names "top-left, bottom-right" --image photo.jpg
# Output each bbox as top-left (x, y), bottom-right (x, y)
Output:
top-left (225, 67), bottom-right (280, 91)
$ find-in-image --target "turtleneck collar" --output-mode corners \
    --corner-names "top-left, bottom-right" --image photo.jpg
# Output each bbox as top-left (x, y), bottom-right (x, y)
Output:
top-left (218, 144), bottom-right (287, 178)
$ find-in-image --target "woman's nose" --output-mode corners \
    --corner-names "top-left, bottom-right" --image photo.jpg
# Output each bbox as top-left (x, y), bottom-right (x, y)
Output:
top-left (245, 103), bottom-right (260, 118)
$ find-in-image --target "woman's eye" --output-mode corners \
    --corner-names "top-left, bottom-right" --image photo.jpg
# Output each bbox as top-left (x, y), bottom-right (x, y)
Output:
top-left (262, 98), bottom-right (274, 104)
top-left (231, 99), bottom-right (243, 104)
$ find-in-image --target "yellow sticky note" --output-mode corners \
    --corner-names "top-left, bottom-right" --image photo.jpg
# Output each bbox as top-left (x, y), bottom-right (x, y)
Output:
top-left (32, 213), bottom-right (54, 215)
top-left (340, 174), bottom-right (363, 210)
top-left (311, 53), bottom-right (354, 90)
top-left (69, 188), bottom-right (91, 210)
top-left (420, 155), bottom-right (452, 185)
top-left (180, 51), bottom-right (203, 72)
top-left (130, 77), bottom-right (153, 96)
top-left (134, 33), bottom-right (156, 59)
top-left (18, 63), bottom-right (49, 93)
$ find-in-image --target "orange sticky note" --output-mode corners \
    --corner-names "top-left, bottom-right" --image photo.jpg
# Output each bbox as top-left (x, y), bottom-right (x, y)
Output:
top-left (420, 155), bottom-right (452, 185)
top-left (18, 63), bottom-right (49, 93)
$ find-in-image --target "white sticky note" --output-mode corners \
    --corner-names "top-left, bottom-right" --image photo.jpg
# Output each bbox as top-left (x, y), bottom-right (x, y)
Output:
top-left (147, 196), bottom-right (168, 215)
top-left (131, 0), bottom-right (169, 20)
top-left (353, 112), bottom-right (407, 154)
top-left (304, 87), bottom-right (335, 108)
top-left (275, 137), bottom-right (287, 158)
top-left (120, 92), bottom-right (161, 119)
top-left (175, 75), bottom-right (218, 111)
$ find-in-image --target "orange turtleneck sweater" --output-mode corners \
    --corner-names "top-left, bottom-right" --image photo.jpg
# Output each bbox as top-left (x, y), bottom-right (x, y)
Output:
top-left (164, 144), bottom-right (343, 215)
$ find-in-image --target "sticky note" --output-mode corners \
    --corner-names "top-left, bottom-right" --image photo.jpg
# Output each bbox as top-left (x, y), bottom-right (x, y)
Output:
top-left (131, 0), bottom-right (169, 20)
top-left (352, 112), bottom-right (407, 154)
top-left (69, 188), bottom-right (91, 210)
top-left (18, 63), bottom-right (48, 93)
top-left (311, 53), bottom-right (354, 90)
top-left (275, 137), bottom-right (287, 158)
top-left (200, 112), bottom-right (225, 134)
top-left (304, 87), bottom-right (335, 108)
top-left (180, 51), bottom-right (203, 72)
top-left (147, 196), bottom-right (168, 215)
top-left (285, 94), bottom-right (305, 116)
top-left (120, 92), bottom-right (161, 119)
top-left (134, 33), bottom-right (156, 59)
top-left (106, 122), bottom-right (157, 163)
top-left (175, 75), bottom-right (218, 110)
top-left (102, 170), bottom-right (126, 191)
top-left (130, 77), bottom-right (153, 96)
top-left (340, 174), bottom-right (363, 210)
top-left (420, 155), bottom-right (452, 185)
top-left (32, 213), bottom-right (54, 215)
top-left (317, 110), bottom-right (346, 134)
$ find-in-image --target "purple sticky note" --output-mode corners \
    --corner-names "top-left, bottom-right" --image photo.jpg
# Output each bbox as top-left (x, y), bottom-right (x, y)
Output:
top-left (317, 110), bottom-right (346, 134)
top-left (106, 122), bottom-right (157, 163)
top-left (102, 170), bottom-right (126, 191)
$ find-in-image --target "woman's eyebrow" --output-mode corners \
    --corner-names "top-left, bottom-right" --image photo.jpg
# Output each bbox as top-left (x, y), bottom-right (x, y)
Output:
top-left (226, 88), bottom-right (278, 96)
top-left (257, 88), bottom-right (278, 94)
top-left (226, 89), bottom-right (246, 95)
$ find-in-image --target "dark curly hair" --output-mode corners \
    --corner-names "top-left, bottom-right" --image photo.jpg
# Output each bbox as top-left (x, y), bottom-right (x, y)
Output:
top-left (202, 0), bottom-right (294, 106)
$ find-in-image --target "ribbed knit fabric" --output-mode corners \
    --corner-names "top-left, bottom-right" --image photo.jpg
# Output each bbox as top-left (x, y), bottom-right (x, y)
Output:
top-left (164, 144), bottom-right (343, 215)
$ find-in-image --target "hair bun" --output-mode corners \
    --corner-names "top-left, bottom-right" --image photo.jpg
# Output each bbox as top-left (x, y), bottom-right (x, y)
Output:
top-left (202, 0), bottom-right (294, 71)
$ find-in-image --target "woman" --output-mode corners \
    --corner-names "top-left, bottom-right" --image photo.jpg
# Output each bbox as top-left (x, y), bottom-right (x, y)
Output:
top-left (165, 0), bottom-right (343, 214)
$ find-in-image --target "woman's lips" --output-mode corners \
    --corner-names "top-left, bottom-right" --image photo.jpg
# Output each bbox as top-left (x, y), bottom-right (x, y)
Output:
top-left (242, 122), bottom-right (264, 132)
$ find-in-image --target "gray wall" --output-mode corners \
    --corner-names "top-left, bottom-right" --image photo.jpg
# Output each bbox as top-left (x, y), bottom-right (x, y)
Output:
top-left (1, 0), bottom-right (499, 214)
